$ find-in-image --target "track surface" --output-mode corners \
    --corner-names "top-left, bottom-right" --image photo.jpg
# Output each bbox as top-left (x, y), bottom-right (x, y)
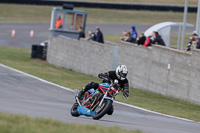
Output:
top-left (0, 64), bottom-right (200, 133)
top-left (0, 23), bottom-right (194, 48)
top-left (0, 23), bottom-right (198, 133)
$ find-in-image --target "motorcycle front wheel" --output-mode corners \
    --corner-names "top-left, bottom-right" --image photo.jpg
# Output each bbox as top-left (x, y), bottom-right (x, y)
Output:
top-left (92, 100), bottom-right (113, 120)
top-left (70, 103), bottom-right (80, 117)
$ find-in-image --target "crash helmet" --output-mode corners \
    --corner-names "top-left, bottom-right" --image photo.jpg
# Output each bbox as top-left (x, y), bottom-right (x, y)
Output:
top-left (115, 65), bottom-right (128, 80)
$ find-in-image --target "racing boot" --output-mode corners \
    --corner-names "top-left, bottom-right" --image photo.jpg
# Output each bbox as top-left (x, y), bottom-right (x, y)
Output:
top-left (77, 88), bottom-right (85, 100)
top-left (77, 85), bottom-right (90, 100)
top-left (77, 82), bottom-right (98, 100)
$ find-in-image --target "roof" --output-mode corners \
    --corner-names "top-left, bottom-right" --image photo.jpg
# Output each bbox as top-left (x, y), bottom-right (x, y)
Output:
top-left (144, 21), bottom-right (194, 36)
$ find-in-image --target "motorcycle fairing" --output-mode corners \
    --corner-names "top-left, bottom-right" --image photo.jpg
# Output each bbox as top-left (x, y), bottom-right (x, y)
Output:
top-left (100, 83), bottom-right (109, 88)
top-left (77, 106), bottom-right (93, 117)
top-left (103, 96), bottom-right (113, 101)
top-left (88, 88), bottom-right (95, 94)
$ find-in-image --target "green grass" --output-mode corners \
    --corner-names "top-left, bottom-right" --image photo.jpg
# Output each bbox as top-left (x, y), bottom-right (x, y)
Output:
top-left (0, 4), bottom-right (197, 25)
top-left (0, 112), bottom-right (142, 133)
top-left (0, 3), bottom-right (199, 128)
top-left (73, 8), bottom-right (197, 25)
top-left (0, 47), bottom-right (101, 89)
top-left (72, 0), bottom-right (198, 5)
top-left (0, 4), bottom-right (52, 22)
top-left (0, 46), bottom-right (200, 122)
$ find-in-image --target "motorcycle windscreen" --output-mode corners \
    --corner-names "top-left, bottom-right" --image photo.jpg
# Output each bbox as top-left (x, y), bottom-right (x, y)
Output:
top-left (77, 106), bottom-right (93, 117)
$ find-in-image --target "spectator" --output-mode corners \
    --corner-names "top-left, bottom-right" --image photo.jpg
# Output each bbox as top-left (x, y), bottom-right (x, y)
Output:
top-left (78, 27), bottom-right (85, 40)
top-left (152, 31), bottom-right (165, 46)
top-left (137, 33), bottom-right (146, 45)
top-left (55, 16), bottom-right (63, 29)
top-left (87, 30), bottom-right (96, 41)
top-left (185, 31), bottom-right (198, 51)
top-left (120, 30), bottom-right (128, 41)
top-left (131, 25), bottom-right (137, 43)
top-left (142, 32), bottom-right (152, 47)
top-left (96, 27), bottom-right (104, 43)
top-left (195, 36), bottom-right (200, 49)
top-left (125, 32), bottom-right (134, 43)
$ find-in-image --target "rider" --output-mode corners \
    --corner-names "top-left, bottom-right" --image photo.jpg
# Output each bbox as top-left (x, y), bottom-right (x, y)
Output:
top-left (78, 65), bottom-right (129, 100)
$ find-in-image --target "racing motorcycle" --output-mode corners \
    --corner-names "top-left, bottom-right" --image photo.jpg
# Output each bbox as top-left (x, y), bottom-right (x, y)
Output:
top-left (70, 76), bottom-right (127, 120)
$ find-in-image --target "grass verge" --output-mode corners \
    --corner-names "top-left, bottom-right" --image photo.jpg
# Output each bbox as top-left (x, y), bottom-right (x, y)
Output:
top-left (72, 0), bottom-right (197, 5)
top-left (0, 112), bottom-right (142, 133)
top-left (0, 4), bottom-right (197, 25)
top-left (0, 46), bottom-right (200, 122)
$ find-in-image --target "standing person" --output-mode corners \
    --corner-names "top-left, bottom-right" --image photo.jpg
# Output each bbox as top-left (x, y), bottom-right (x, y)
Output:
top-left (86, 30), bottom-right (96, 41)
top-left (185, 32), bottom-right (198, 51)
top-left (96, 27), bottom-right (104, 43)
top-left (195, 36), bottom-right (200, 49)
top-left (152, 31), bottom-right (165, 46)
top-left (78, 27), bottom-right (85, 40)
top-left (137, 33), bottom-right (146, 45)
top-left (143, 32), bottom-right (152, 47)
top-left (55, 16), bottom-right (63, 29)
top-left (131, 25), bottom-right (137, 43)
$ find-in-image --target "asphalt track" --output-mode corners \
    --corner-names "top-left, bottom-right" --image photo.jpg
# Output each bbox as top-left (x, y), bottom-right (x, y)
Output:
top-left (0, 64), bottom-right (200, 133)
top-left (0, 23), bottom-right (199, 133)
top-left (0, 23), bottom-right (195, 48)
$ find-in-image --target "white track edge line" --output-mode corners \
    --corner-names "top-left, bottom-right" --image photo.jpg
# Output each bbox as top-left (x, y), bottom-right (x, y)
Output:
top-left (0, 63), bottom-right (199, 124)
top-left (0, 64), bottom-right (73, 92)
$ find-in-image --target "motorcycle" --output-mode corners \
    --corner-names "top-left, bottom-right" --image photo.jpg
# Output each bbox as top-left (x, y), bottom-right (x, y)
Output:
top-left (70, 76), bottom-right (127, 120)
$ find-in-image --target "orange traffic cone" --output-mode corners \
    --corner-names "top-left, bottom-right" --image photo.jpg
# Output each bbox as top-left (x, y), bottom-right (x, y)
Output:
top-left (30, 29), bottom-right (34, 38)
top-left (11, 29), bottom-right (16, 37)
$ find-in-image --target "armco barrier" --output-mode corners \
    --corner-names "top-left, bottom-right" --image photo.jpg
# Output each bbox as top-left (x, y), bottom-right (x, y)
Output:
top-left (0, 0), bottom-right (197, 12)
top-left (47, 36), bottom-right (200, 105)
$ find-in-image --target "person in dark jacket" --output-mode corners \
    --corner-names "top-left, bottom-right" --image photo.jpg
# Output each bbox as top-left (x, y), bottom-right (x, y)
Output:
top-left (77, 65), bottom-right (129, 115)
top-left (78, 27), bottom-right (85, 40)
top-left (137, 33), bottom-right (146, 45)
top-left (78, 65), bottom-right (129, 100)
top-left (87, 30), bottom-right (96, 41)
top-left (125, 32), bottom-right (134, 43)
top-left (152, 31), bottom-right (165, 46)
top-left (195, 36), bottom-right (200, 49)
top-left (96, 27), bottom-right (104, 43)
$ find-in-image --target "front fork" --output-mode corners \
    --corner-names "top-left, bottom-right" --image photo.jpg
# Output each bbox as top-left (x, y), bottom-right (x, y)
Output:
top-left (75, 96), bottom-right (81, 106)
top-left (98, 87), bottom-right (113, 108)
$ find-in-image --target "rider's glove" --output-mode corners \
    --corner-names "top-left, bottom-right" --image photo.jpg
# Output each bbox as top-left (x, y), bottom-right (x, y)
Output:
top-left (113, 84), bottom-right (119, 90)
top-left (98, 73), bottom-right (104, 78)
top-left (123, 89), bottom-right (129, 98)
top-left (98, 73), bottom-right (111, 83)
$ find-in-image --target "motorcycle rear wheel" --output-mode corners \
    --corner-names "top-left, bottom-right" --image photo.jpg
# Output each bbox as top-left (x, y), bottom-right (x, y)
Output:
top-left (92, 100), bottom-right (113, 120)
top-left (70, 103), bottom-right (80, 117)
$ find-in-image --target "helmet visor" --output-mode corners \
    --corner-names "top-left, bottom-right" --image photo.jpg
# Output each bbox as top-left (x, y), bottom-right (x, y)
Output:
top-left (120, 72), bottom-right (127, 78)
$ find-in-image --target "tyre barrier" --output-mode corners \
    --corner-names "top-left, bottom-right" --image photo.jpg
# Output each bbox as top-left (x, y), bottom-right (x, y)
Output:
top-left (31, 44), bottom-right (47, 60)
